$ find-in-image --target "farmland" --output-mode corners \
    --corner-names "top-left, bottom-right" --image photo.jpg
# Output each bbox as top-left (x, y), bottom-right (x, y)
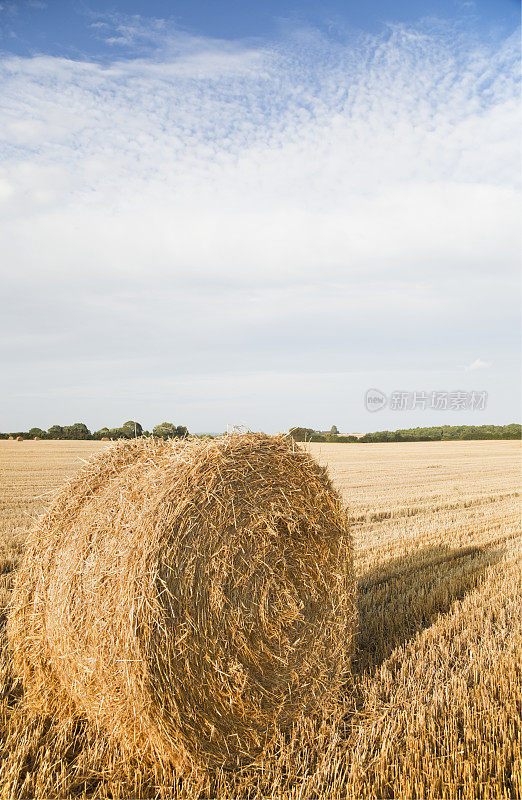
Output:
top-left (0, 439), bottom-right (520, 798)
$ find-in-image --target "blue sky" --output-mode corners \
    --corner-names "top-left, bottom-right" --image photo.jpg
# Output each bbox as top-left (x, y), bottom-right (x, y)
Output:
top-left (0, 1), bottom-right (520, 433)
top-left (1, 0), bottom-right (520, 57)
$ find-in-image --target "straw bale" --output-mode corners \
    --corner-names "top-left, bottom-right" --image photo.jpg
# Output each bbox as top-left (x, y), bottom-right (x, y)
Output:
top-left (8, 433), bottom-right (355, 768)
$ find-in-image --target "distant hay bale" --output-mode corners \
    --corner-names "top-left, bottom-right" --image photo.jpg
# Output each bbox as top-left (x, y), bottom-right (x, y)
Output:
top-left (101, 436), bottom-right (110, 441)
top-left (8, 435), bottom-right (14, 440)
top-left (8, 433), bottom-right (355, 769)
top-left (15, 436), bottom-right (23, 442)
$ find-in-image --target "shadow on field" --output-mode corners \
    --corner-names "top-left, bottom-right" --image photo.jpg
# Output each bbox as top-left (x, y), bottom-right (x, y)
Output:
top-left (353, 541), bottom-right (507, 677)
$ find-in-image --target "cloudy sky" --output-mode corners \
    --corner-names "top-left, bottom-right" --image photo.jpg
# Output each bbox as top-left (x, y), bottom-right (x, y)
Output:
top-left (0, 0), bottom-right (520, 433)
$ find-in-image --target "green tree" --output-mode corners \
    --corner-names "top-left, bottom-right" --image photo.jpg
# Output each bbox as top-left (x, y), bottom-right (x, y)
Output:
top-left (63, 423), bottom-right (91, 440)
top-left (153, 422), bottom-right (174, 438)
top-left (330, 425), bottom-right (339, 435)
top-left (288, 427), bottom-right (316, 442)
top-left (122, 420), bottom-right (143, 438)
top-left (502, 423), bottom-right (521, 439)
top-left (94, 427), bottom-right (111, 439)
top-left (153, 422), bottom-right (188, 439)
top-left (109, 427), bottom-right (124, 439)
top-left (48, 425), bottom-right (63, 439)
top-left (359, 424), bottom-right (521, 443)
top-left (29, 427), bottom-right (45, 438)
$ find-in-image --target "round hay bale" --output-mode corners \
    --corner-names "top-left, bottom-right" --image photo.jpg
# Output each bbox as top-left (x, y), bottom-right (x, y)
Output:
top-left (15, 436), bottom-right (23, 442)
top-left (8, 433), bottom-right (355, 769)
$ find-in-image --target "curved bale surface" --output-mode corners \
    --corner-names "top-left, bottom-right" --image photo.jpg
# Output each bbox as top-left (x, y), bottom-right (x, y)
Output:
top-left (8, 433), bottom-right (355, 768)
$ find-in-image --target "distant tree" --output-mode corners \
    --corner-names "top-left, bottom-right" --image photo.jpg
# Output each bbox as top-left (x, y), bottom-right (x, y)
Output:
top-left (93, 427), bottom-right (111, 440)
top-left (48, 425), bottom-right (64, 439)
top-left (502, 423), bottom-right (521, 439)
top-left (359, 424), bottom-right (521, 443)
top-left (153, 422), bottom-right (173, 438)
top-left (122, 420), bottom-right (143, 438)
top-left (330, 425), bottom-right (339, 436)
top-left (288, 427), bottom-right (316, 442)
top-left (109, 427), bottom-right (125, 439)
top-left (29, 427), bottom-right (45, 438)
top-left (176, 425), bottom-right (188, 439)
top-left (153, 422), bottom-right (177, 439)
top-left (63, 422), bottom-right (91, 440)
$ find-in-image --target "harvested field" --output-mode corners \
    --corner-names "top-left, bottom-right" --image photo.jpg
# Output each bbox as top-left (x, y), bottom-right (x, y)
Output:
top-left (0, 439), bottom-right (520, 799)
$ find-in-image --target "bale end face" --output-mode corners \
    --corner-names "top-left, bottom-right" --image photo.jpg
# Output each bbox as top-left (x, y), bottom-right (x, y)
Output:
top-left (8, 433), bottom-right (356, 768)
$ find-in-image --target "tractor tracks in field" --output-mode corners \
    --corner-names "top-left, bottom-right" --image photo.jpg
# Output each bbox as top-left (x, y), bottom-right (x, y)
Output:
top-left (348, 491), bottom-right (520, 525)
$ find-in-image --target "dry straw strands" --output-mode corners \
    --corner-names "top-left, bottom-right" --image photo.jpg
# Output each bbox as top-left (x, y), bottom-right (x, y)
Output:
top-left (7, 433), bottom-right (355, 770)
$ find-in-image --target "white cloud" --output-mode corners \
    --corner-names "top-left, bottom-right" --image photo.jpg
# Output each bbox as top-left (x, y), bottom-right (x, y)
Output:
top-left (465, 359), bottom-right (493, 371)
top-left (0, 16), bottom-right (520, 429)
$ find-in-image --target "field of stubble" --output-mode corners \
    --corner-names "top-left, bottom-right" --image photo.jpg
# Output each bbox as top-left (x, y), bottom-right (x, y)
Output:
top-left (0, 439), bottom-right (520, 799)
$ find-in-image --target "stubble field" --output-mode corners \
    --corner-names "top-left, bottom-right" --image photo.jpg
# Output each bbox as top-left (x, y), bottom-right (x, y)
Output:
top-left (0, 439), bottom-right (520, 799)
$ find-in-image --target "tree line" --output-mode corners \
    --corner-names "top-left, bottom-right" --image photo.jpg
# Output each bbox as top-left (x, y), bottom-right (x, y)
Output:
top-left (1, 421), bottom-right (189, 441)
top-left (2, 422), bottom-right (520, 443)
top-left (289, 424), bottom-right (521, 442)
